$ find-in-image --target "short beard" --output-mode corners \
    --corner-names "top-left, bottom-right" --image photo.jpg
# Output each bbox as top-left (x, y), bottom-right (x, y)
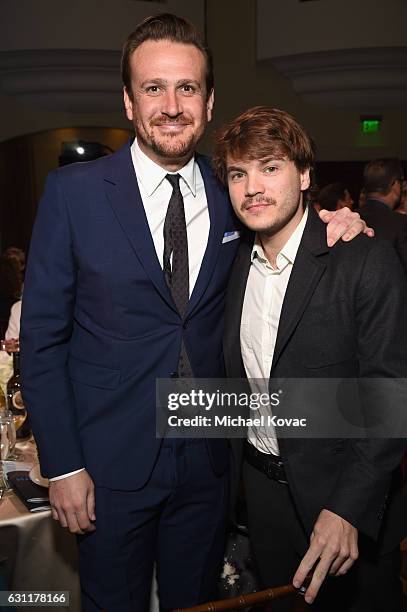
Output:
top-left (260, 208), bottom-right (298, 237)
top-left (149, 132), bottom-right (197, 160)
top-left (136, 117), bottom-right (205, 162)
top-left (240, 193), bottom-right (303, 237)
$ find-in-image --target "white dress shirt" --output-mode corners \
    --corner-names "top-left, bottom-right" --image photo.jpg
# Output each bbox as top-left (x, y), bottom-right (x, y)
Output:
top-left (51, 139), bottom-right (210, 482)
top-left (241, 207), bottom-right (308, 456)
top-left (130, 138), bottom-right (210, 295)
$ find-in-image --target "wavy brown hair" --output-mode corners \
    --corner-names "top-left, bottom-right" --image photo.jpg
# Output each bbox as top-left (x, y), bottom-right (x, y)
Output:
top-left (213, 106), bottom-right (315, 186)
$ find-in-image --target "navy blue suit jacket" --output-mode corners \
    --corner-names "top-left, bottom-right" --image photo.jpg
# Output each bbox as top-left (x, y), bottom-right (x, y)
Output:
top-left (21, 142), bottom-right (240, 489)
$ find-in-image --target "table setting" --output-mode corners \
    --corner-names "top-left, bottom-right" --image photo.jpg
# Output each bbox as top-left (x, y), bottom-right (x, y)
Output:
top-left (0, 430), bottom-right (81, 611)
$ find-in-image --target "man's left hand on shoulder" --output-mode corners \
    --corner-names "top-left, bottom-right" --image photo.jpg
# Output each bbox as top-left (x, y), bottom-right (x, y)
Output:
top-left (319, 206), bottom-right (374, 247)
top-left (292, 508), bottom-right (358, 604)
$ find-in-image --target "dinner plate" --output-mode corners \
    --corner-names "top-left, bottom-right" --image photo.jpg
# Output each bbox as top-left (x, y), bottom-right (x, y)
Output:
top-left (29, 463), bottom-right (49, 488)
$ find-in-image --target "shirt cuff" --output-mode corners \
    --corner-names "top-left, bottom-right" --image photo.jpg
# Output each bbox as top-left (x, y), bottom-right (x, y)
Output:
top-left (49, 468), bottom-right (85, 481)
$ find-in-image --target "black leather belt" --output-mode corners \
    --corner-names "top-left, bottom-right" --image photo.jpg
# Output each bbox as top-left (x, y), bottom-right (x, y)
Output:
top-left (244, 440), bottom-right (288, 484)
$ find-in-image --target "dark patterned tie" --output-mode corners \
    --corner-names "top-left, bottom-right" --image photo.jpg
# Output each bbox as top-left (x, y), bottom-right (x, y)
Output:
top-left (163, 174), bottom-right (189, 316)
top-left (163, 174), bottom-right (193, 377)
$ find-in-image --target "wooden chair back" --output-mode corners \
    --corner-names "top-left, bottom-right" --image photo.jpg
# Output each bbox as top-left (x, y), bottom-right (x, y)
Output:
top-left (173, 581), bottom-right (309, 611)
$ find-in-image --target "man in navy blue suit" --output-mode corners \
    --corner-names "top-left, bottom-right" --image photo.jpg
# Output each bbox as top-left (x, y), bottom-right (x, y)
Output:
top-left (20, 13), bottom-right (368, 612)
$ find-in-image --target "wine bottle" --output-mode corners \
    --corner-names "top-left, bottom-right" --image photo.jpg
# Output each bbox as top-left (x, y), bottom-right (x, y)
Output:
top-left (7, 351), bottom-right (31, 439)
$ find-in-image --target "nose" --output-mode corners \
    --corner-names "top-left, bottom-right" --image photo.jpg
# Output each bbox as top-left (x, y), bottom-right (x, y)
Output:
top-left (161, 88), bottom-right (182, 118)
top-left (245, 173), bottom-right (265, 197)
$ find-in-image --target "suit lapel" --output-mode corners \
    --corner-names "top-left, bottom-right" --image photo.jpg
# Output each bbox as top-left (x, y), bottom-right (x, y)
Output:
top-left (103, 146), bottom-right (232, 317)
top-left (186, 155), bottom-right (230, 317)
top-left (272, 208), bottom-right (329, 371)
top-left (103, 141), bottom-right (176, 311)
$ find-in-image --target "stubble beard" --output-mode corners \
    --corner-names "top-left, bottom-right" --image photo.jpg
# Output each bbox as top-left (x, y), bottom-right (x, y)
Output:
top-left (240, 191), bottom-right (303, 237)
top-left (136, 117), bottom-right (206, 162)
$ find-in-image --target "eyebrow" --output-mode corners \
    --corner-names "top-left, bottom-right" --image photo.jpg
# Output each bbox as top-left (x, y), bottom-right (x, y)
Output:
top-left (177, 79), bottom-right (202, 89)
top-left (140, 78), bottom-right (167, 88)
top-left (227, 165), bottom-right (246, 174)
top-left (259, 157), bottom-right (286, 164)
top-left (140, 78), bottom-right (202, 89)
top-left (227, 158), bottom-right (286, 173)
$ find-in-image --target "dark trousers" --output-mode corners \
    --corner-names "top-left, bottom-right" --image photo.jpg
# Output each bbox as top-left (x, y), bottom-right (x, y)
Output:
top-left (78, 439), bottom-right (229, 612)
top-left (243, 460), bottom-right (402, 612)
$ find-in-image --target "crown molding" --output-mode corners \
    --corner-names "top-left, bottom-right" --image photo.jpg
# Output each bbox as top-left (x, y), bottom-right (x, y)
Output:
top-left (267, 47), bottom-right (407, 110)
top-left (0, 49), bottom-right (123, 113)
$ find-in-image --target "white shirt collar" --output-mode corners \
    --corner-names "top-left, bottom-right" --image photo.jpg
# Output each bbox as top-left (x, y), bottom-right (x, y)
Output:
top-left (130, 137), bottom-right (197, 197)
top-left (251, 206), bottom-right (309, 267)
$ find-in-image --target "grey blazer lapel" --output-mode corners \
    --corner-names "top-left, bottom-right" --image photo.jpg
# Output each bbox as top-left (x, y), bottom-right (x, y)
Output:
top-left (272, 208), bottom-right (329, 371)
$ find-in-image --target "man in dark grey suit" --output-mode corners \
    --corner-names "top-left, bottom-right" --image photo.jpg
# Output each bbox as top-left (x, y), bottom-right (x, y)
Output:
top-left (213, 107), bottom-right (407, 611)
top-left (358, 158), bottom-right (407, 274)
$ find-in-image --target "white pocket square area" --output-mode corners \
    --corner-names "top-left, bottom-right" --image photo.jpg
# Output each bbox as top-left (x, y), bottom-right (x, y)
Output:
top-left (222, 231), bottom-right (241, 244)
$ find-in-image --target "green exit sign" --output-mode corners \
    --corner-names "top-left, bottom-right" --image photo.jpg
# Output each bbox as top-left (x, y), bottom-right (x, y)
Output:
top-left (361, 117), bottom-right (382, 133)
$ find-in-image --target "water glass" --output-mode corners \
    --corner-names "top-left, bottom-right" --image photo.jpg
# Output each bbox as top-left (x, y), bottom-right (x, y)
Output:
top-left (0, 412), bottom-right (16, 460)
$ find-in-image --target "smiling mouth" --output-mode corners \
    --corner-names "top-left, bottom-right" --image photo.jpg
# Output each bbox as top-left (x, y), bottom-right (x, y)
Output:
top-left (157, 123), bottom-right (189, 128)
top-left (153, 118), bottom-right (191, 126)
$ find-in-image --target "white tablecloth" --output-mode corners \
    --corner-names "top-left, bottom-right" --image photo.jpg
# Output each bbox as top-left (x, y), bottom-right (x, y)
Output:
top-left (0, 439), bottom-right (159, 612)
top-left (0, 437), bottom-right (81, 611)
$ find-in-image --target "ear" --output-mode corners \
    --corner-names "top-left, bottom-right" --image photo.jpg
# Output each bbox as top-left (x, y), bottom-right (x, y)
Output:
top-left (206, 89), bottom-right (215, 123)
top-left (300, 168), bottom-right (311, 191)
top-left (123, 87), bottom-right (134, 121)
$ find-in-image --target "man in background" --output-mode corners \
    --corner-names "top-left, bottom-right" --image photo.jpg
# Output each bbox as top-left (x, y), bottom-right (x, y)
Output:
top-left (395, 179), bottom-right (407, 215)
top-left (317, 181), bottom-right (354, 211)
top-left (358, 158), bottom-right (407, 273)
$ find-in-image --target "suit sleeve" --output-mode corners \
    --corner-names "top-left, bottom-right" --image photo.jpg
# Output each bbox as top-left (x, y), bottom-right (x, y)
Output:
top-left (324, 239), bottom-right (407, 540)
top-left (20, 171), bottom-right (85, 478)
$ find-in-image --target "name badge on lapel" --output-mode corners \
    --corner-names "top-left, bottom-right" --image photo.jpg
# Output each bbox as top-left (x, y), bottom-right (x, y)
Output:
top-left (222, 231), bottom-right (241, 244)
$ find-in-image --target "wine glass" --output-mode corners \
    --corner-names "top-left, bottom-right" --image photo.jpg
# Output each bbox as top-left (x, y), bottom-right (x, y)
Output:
top-left (0, 412), bottom-right (16, 459)
top-left (4, 411), bottom-right (17, 457)
top-left (1, 413), bottom-right (15, 459)
top-left (0, 413), bottom-right (16, 491)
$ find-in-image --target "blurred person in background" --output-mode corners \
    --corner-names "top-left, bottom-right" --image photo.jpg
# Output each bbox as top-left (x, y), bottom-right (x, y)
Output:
top-left (0, 256), bottom-right (21, 338)
top-left (2, 247), bottom-right (25, 296)
top-left (358, 158), bottom-right (407, 274)
top-left (357, 187), bottom-right (366, 208)
top-left (5, 299), bottom-right (21, 347)
top-left (317, 182), bottom-right (354, 212)
top-left (395, 179), bottom-right (407, 215)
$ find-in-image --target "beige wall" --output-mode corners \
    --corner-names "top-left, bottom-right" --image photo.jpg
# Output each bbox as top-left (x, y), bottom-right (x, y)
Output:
top-left (203, 0), bottom-right (407, 161)
top-left (257, 0), bottom-right (407, 58)
top-left (0, 0), bottom-right (204, 51)
top-left (0, 0), bottom-right (406, 177)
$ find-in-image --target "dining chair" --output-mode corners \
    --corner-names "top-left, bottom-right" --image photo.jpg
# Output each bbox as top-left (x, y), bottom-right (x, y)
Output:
top-left (173, 580), bottom-right (309, 612)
